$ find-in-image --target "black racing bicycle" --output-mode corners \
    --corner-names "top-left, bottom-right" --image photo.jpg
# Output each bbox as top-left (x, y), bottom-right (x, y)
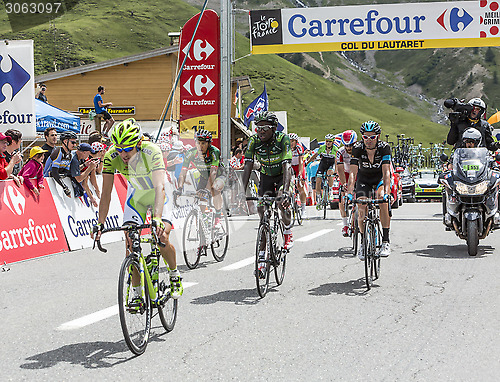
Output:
top-left (247, 195), bottom-right (288, 298)
top-left (291, 176), bottom-right (303, 226)
top-left (345, 199), bottom-right (359, 256)
top-left (94, 223), bottom-right (178, 355)
top-left (353, 197), bottom-right (391, 290)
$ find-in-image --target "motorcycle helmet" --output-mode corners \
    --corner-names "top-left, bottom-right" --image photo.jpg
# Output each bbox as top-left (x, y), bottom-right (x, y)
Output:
top-left (341, 130), bottom-right (357, 145)
top-left (462, 128), bottom-right (482, 147)
top-left (467, 98), bottom-right (486, 117)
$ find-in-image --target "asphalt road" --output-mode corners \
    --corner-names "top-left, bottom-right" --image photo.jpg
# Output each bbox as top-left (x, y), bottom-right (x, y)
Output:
top-left (1, 202), bottom-right (499, 381)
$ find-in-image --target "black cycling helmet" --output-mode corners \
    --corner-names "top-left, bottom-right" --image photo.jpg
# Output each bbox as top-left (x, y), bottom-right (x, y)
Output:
top-left (360, 120), bottom-right (381, 135)
top-left (60, 131), bottom-right (77, 142)
top-left (254, 111), bottom-right (278, 127)
top-left (195, 129), bottom-right (212, 142)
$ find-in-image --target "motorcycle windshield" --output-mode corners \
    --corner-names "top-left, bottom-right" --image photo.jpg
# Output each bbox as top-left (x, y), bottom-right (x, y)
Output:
top-left (452, 148), bottom-right (489, 182)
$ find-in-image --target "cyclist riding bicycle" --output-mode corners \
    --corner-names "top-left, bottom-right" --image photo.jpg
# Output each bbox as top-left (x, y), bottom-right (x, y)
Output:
top-left (336, 130), bottom-right (357, 236)
top-left (176, 129), bottom-right (226, 229)
top-left (306, 134), bottom-right (339, 209)
top-left (241, 111), bottom-right (294, 256)
top-left (92, 118), bottom-right (183, 299)
top-left (289, 133), bottom-right (307, 217)
top-left (346, 121), bottom-right (392, 259)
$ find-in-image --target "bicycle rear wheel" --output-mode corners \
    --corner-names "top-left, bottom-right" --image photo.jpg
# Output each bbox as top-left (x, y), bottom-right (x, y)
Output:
top-left (211, 209), bottom-right (229, 262)
top-left (273, 218), bottom-right (287, 285)
top-left (255, 224), bottom-right (271, 298)
top-left (182, 210), bottom-right (202, 269)
top-left (157, 262), bottom-right (178, 332)
top-left (118, 256), bottom-right (152, 355)
top-left (363, 224), bottom-right (374, 290)
top-left (352, 218), bottom-right (359, 256)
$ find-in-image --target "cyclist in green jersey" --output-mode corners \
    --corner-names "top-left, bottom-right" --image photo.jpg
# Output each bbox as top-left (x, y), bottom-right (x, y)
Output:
top-left (305, 134), bottom-right (339, 208)
top-left (176, 129), bottom-right (226, 229)
top-left (92, 118), bottom-right (183, 299)
top-left (241, 111), bottom-right (294, 250)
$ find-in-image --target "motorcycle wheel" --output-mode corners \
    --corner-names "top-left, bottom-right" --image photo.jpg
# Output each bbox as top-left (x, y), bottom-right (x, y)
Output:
top-left (466, 219), bottom-right (479, 256)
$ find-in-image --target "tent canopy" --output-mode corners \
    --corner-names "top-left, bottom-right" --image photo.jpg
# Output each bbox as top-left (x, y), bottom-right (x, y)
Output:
top-left (35, 99), bottom-right (80, 133)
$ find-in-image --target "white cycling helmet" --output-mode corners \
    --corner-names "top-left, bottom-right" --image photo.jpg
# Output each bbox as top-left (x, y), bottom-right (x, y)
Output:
top-left (288, 133), bottom-right (299, 141)
top-left (325, 133), bottom-right (335, 141)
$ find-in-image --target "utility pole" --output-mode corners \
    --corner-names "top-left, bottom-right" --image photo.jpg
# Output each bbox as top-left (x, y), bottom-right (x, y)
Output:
top-left (220, 0), bottom-right (233, 162)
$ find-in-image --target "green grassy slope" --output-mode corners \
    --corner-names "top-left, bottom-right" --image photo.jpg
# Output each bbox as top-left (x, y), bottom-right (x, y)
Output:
top-left (1, 0), bottom-right (448, 143)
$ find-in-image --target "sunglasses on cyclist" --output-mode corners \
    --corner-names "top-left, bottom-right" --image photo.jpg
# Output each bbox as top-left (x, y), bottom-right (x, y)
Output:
top-left (256, 124), bottom-right (273, 132)
top-left (362, 135), bottom-right (378, 140)
top-left (69, 140), bottom-right (77, 145)
top-left (115, 145), bottom-right (135, 153)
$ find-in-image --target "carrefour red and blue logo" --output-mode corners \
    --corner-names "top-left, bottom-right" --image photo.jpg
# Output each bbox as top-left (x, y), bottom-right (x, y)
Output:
top-left (437, 8), bottom-right (473, 32)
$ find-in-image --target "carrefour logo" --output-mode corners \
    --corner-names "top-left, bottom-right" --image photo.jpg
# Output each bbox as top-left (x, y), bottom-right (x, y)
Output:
top-left (437, 8), bottom-right (473, 32)
top-left (183, 75), bottom-right (215, 97)
top-left (182, 39), bottom-right (214, 61)
top-left (2, 185), bottom-right (26, 216)
top-left (0, 54), bottom-right (30, 103)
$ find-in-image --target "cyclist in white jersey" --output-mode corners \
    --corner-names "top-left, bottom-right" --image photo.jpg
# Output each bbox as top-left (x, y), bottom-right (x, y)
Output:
top-left (336, 130), bottom-right (357, 236)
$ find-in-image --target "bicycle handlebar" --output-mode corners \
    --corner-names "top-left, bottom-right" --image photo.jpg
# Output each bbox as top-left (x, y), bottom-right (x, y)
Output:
top-left (93, 223), bottom-right (165, 253)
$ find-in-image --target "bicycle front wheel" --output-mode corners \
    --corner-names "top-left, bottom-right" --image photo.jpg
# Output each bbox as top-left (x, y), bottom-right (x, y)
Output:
top-left (352, 218), bottom-right (359, 256)
top-left (255, 224), bottom-right (271, 298)
top-left (182, 210), bottom-right (202, 269)
top-left (363, 225), bottom-right (374, 290)
top-left (211, 209), bottom-right (229, 262)
top-left (273, 218), bottom-right (287, 285)
top-left (118, 256), bottom-right (152, 355)
top-left (372, 221), bottom-right (381, 280)
top-left (157, 261), bottom-right (178, 332)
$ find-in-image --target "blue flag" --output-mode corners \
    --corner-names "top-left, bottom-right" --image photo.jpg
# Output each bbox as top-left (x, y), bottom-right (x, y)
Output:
top-left (243, 84), bottom-right (268, 127)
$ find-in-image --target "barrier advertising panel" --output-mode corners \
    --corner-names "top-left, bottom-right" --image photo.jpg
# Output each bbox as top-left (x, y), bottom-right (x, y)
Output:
top-left (250, 1), bottom-right (500, 54)
top-left (0, 40), bottom-right (36, 137)
top-left (47, 176), bottom-right (124, 250)
top-left (178, 10), bottom-right (221, 148)
top-left (0, 179), bottom-right (68, 264)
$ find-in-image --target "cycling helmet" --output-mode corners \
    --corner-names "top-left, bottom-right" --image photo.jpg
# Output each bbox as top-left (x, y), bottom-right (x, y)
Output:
top-left (289, 133), bottom-right (299, 141)
top-left (60, 131), bottom-right (77, 142)
top-left (341, 130), bottom-right (357, 145)
top-left (195, 129), bottom-right (212, 142)
top-left (91, 141), bottom-right (106, 153)
top-left (110, 118), bottom-right (142, 146)
top-left (325, 133), bottom-right (335, 141)
top-left (360, 120), bottom-right (381, 135)
top-left (158, 131), bottom-right (171, 143)
top-left (462, 128), bottom-right (482, 147)
top-left (468, 98), bottom-right (486, 118)
top-left (254, 111), bottom-right (278, 127)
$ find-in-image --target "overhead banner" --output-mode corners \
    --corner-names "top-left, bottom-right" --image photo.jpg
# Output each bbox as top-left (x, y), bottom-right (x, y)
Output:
top-left (250, 1), bottom-right (500, 54)
top-left (178, 10), bottom-right (221, 148)
top-left (0, 40), bottom-right (36, 137)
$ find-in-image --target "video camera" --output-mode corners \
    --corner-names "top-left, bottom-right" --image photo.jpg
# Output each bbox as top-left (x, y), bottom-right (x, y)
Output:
top-left (444, 98), bottom-right (473, 124)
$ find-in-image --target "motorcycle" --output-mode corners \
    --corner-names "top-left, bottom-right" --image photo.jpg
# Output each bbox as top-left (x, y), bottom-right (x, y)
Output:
top-left (439, 148), bottom-right (500, 256)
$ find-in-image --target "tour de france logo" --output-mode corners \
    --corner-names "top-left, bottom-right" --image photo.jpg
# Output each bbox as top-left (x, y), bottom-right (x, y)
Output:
top-left (251, 10), bottom-right (283, 45)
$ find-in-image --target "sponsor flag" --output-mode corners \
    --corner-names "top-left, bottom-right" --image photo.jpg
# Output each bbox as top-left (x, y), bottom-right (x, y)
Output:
top-left (234, 84), bottom-right (241, 119)
top-left (243, 84), bottom-right (268, 127)
top-left (487, 110), bottom-right (500, 125)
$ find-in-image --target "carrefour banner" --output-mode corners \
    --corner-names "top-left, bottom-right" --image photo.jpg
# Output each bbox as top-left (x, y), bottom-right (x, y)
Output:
top-left (0, 40), bottom-right (36, 136)
top-left (250, 1), bottom-right (500, 54)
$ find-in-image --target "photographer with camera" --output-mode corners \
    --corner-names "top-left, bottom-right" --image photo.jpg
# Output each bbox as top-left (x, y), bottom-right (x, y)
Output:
top-left (444, 97), bottom-right (499, 152)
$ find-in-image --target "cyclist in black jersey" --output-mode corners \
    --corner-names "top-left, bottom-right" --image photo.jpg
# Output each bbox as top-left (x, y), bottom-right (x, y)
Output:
top-left (346, 121), bottom-right (392, 259)
top-left (241, 111), bottom-right (294, 251)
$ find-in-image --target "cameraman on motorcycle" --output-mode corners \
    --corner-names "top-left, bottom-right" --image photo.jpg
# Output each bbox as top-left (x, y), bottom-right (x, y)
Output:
top-left (445, 97), bottom-right (499, 152)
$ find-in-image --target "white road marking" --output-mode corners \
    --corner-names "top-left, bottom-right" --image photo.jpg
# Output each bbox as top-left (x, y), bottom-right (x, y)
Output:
top-left (219, 256), bottom-right (254, 271)
top-left (296, 229), bottom-right (334, 242)
top-left (57, 282), bottom-right (198, 331)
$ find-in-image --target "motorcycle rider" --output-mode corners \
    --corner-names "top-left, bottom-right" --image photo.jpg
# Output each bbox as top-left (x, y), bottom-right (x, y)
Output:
top-left (446, 97), bottom-right (499, 152)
